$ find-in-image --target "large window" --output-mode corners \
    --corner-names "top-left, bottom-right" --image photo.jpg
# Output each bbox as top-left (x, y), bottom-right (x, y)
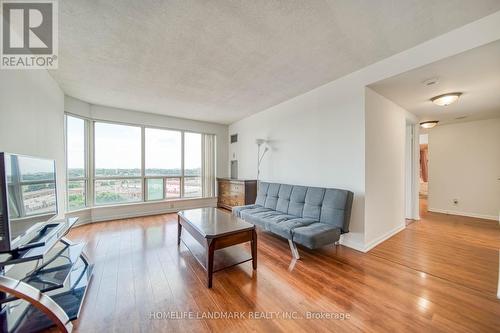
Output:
top-left (65, 115), bottom-right (211, 210)
top-left (66, 116), bottom-right (87, 210)
top-left (95, 179), bottom-right (142, 205)
top-left (94, 122), bottom-right (142, 205)
top-left (94, 122), bottom-right (142, 177)
top-left (183, 132), bottom-right (202, 197)
top-left (144, 128), bottom-right (182, 201)
top-left (145, 128), bottom-right (181, 176)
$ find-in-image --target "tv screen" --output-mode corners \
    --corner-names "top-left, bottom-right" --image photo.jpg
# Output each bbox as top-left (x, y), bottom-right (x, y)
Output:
top-left (0, 153), bottom-right (58, 252)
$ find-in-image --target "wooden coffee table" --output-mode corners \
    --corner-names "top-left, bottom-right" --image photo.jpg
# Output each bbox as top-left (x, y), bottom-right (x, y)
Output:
top-left (177, 208), bottom-right (257, 288)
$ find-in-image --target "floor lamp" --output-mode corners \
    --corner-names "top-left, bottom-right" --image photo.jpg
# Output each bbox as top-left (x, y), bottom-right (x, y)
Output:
top-left (256, 139), bottom-right (269, 189)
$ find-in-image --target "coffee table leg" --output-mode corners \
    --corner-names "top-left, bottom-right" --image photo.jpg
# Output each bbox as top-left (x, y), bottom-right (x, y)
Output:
top-left (207, 239), bottom-right (215, 288)
top-left (251, 229), bottom-right (257, 270)
top-left (177, 216), bottom-right (182, 246)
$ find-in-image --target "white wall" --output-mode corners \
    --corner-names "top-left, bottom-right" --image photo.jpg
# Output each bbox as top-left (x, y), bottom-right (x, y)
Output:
top-left (229, 75), bottom-right (366, 248)
top-left (0, 70), bottom-right (66, 217)
top-left (229, 11), bottom-right (500, 251)
top-left (365, 88), bottom-right (408, 249)
top-left (428, 118), bottom-right (500, 220)
top-left (64, 96), bottom-right (228, 224)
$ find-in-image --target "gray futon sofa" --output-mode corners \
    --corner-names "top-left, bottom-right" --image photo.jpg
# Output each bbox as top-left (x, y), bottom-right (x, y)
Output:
top-left (233, 182), bottom-right (353, 259)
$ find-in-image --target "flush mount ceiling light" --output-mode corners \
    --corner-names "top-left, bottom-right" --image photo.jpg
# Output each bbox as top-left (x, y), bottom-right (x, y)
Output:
top-left (430, 92), bottom-right (462, 106)
top-left (420, 121), bottom-right (439, 129)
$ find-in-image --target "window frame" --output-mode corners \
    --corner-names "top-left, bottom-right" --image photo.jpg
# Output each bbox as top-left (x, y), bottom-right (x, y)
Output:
top-left (65, 114), bottom-right (89, 211)
top-left (144, 176), bottom-right (183, 201)
top-left (92, 120), bottom-right (143, 206)
top-left (65, 113), bottom-right (208, 209)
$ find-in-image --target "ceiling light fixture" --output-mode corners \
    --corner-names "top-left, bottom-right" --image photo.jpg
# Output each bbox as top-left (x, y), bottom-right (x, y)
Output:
top-left (430, 92), bottom-right (462, 106)
top-left (420, 121), bottom-right (439, 129)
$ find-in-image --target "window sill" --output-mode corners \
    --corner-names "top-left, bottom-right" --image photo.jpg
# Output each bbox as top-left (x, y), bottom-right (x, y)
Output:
top-left (66, 196), bottom-right (217, 214)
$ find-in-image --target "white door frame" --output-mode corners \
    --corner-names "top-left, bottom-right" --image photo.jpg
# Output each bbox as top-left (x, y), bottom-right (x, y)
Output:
top-left (405, 120), bottom-right (420, 220)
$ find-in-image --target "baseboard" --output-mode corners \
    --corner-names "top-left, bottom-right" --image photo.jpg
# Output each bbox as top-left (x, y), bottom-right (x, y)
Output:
top-left (363, 224), bottom-right (406, 253)
top-left (339, 239), bottom-right (365, 252)
top-left (74, 216), bottom-right (92, 227)
top-left (428, 207), bottom-right (498, 221)
top-left (339, 233), bottom-right (365, 252)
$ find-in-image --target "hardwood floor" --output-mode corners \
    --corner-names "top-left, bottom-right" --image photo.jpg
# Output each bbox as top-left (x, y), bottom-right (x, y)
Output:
top-left (65, 203), bottom-right (500, 333)
top-left (371, 198), bottom-right (500, 296)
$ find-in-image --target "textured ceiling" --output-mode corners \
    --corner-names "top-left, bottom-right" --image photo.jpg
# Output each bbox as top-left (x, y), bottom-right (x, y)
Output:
top-left (369, 40), bottom-right (500, 125)
top-left (49, 0), bottom-right (500, 124)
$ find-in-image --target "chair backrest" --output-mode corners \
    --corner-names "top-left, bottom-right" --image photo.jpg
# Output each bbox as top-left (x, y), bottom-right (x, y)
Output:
top-left (256, 182), bottom-right (354, 233)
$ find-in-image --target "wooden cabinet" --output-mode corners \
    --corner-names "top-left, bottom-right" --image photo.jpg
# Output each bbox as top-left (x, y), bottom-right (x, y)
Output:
top-left (217, 178), bottom-right (257, 211)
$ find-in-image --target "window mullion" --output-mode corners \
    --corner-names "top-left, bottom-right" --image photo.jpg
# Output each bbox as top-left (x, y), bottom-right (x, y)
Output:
top-left (65, 114), bottom-right (91, 211)
top-left (89, 120), bottom-right (95, 207)
top-left (141, 126), bottom-right (146, 202)
top-left (163, 177), bottom-right (167, 200)
top-left (201, 134), bottom-right (205, 197)
top-left (64, 114), bottom-right (69, 211)
top-left (181, 131), bottom-right (185, 198)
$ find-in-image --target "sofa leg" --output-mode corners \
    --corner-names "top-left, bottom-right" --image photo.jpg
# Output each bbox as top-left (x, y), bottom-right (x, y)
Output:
top-left (288, 240), bottom-right (300, 260)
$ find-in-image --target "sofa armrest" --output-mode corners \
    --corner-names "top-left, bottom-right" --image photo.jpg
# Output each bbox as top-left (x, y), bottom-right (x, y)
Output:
top-left (232, 204), bottom-right (260, 217)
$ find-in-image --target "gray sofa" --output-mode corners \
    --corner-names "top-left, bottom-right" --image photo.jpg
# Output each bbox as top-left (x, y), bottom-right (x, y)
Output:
top-left (233, 182), bottom-right (353, 259)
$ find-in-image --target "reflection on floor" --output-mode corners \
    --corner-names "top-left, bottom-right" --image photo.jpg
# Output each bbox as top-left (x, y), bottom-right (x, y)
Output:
top-left (66, 205), bottom-right (500, 332)
top-left (371, 198), bottom-right (500, 296)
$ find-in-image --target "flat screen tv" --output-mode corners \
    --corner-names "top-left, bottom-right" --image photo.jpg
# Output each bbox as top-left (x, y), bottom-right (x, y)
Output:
top-left (0, 152), bottom-right (58, 252)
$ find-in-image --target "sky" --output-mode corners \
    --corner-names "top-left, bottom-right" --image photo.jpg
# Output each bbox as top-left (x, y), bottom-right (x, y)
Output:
top-left (5, 154), bottom-right (55, 176)
top-left (67, 117), bottom-right (201, 170)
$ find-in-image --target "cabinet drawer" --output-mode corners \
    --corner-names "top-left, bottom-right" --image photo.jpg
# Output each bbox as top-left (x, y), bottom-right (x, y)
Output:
top-left (231, 198), bottom-right (244, 207)
top-left (219, 188), bottom-right (231, 197)
top-left (218, 197), bottom-right (230, 206)
top-left (230, 184), bottom-right (244, 194)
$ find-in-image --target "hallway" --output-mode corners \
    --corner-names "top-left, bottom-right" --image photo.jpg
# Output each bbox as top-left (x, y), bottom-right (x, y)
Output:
top-left (371, 198), bottom-right (500, 296)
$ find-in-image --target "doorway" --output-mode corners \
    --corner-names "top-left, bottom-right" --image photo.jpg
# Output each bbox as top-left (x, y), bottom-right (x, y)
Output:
top-left (419, 134), bottom-right (429, 213)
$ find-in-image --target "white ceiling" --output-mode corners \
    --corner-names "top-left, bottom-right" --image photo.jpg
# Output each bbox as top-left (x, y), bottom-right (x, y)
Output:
top-left (369, 40), bottom-right (500, 126)
top-left (49, 1), bottom-right (500, 124)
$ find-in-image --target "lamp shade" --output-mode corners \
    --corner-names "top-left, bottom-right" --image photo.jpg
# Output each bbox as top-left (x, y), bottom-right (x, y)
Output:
top-left (255, 139), bottom-right (266, 145)
top-left (420, 121), bottom-right (439, 129)
top-left (430, 93), bottom-right (461, 106)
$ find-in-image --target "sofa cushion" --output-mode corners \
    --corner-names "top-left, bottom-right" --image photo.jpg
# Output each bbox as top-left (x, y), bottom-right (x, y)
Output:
top-left (275, 184), bottom-right (293, 213)
top-left (251, 211), bottom-right (297, 230)
top-left (319, 189), bottom-right (353, 233)
top-left (232, 204), bottom-right (260, 217)
top-left (303, 187), bottom-right (326, 220)
top-left (264, 183), bottom-right (281, 209)
top-left (252, 210), bottom-right (294, 221)
top-left (240, 207), bottom-right (273, 228)
top-left (242, 212), bottom-right (270, 228)
top-left (287, 185), bottom-right (307, 217)
top-left (268, 218), bottom-right (317, 239)
top-left (292, 223), bottom-right (341, 249)
top-left (240, 207), bottom-right (272, 221)
top-left (255, 182), bottom-right (270, 206)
